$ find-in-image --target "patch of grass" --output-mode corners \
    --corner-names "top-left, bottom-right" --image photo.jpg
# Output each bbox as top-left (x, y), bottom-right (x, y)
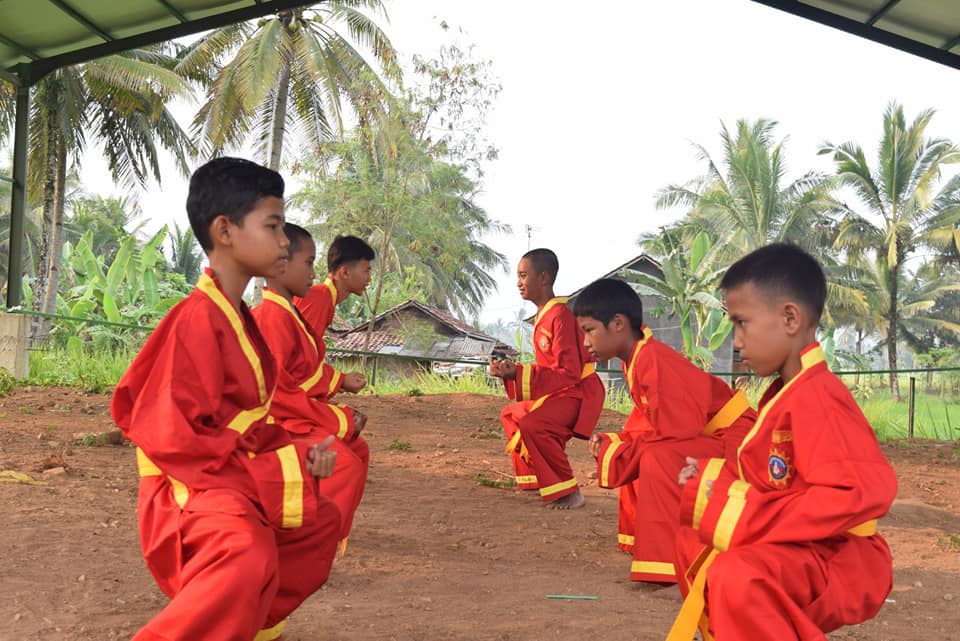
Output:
top-left (474, 473), bottom-right (516, 489)
top-left (388, 438), bottom-right (413, 452)
top-left (474, 427), bottom-right (503, 440)
top-left (860, 392), bottom-right (960, 442)
top-left (406, 388), bottom-right (424, 397)
top-left (17, 406), bottom-right (33, 415)
top-left (29, 346), bottom-right (135, 390)
top-left (937, 533), bottom-right (960, 552)
top-left (0, 367), bottom-right (16, 396)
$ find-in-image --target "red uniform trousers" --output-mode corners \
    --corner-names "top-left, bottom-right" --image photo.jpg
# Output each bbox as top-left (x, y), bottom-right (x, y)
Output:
top-left (134, 478), bottom-right (340, 641)
top-left (290, 428), bottom-right (369, 541)
top-left (614, 436), bottom-right (726, 582)
top-left (615, 414), bottom-right (649, 553)
top-left (675, 527), bottom-right (892, 641)
top-left (501, 395), bottom-right (580, 502)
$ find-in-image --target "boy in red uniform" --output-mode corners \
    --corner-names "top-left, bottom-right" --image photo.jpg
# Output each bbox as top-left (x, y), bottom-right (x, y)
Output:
top-left (253, 224), bottom-right (368, 544)
top-left (111, 158), bottom-right (341, 641)
top-left (294, 235), bottom-right (374, 445)
top-left (572, 278), bottom-right (755, 584)
top-left (668, 243), bottom-right (896, 641)
top-left (488, 248), bottom-right (605, 509)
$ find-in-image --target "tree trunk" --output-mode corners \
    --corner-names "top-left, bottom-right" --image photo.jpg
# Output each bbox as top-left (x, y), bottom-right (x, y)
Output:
top-left (887, 265), bottom-right (901, 401)
top-left (855, 328), bottom-right (863, 387)
top-left (32, 117), bottom-right (59, 339)
top-left (38, 138), bottom-right (67, 339)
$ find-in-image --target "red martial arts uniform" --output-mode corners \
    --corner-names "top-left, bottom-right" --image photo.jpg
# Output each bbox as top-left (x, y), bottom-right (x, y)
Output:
top-left (111, 270), bottom-right (341, 641)
top-left (500, 296), bottom-right (605, 502)
top-left (253, 288), bottom-right (368, 540)
top-left (668, 344), bottom-right (896, 641)
top-left (592, 327), bottom-right (755, 583)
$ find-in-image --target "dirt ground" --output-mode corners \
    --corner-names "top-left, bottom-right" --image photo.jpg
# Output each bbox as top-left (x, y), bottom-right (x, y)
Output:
top-left (2, 387), bottom-right (960, 641)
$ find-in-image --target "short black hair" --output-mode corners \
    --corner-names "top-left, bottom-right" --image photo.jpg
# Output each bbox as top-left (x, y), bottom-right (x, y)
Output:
top-left (327, 235), bottom-right (375, 273)
top-left (522, 248), bottom-right (559, 283)
top-left (572, 278), bottom-right (644, 331)
top-left (284, 223), bottom-right (314, 257)
top-left (186, 157), bottom-right (284, 251)
top-left (720, 243), bottom-right (826, 320)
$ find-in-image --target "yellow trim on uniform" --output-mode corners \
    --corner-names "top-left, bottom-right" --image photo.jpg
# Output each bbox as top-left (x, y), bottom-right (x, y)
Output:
top-left (324, 277), bottom-right (338, 307)
top-left (197, 272), bottom-right (267, 402)
top-left (169, 477), bottom-right (190, 508)
top-left (534, 296), bottom-right (568, 325)
top-left (276, 444), bottom-right (304, 529)
top-left (253, 618), bottom-right (286, 641)
top-left (504, 429), bottom-right (523, 454)
top-left (539, 477), bottom-right (577, 498)
top-left (226, 400), bottom-right (272, 434)
top-left (692, 458), bottom-right (725, 529)
top-left (665, 547), bottom-right (718, 641)
top-left (515, 474), bottom-right (538, 485)
top-left (703, 390), bottom-right (750, 435)
top-left (329, 403), bottom-right (350, 439)
top-left (299, 362), bottom-right (326, 392)
top-left (848, 519), bottom-right (878, 536)
top-left (736, 345), bottom-right (826, 479)
top-left (712, 479), bottom-right (750, 551)
top-left (327, 368), bottom-right (343, 396)
top-left (630, 560), bottom-right (675, 577)
top-left (263, 289), bottom-right (317, 351)
top-left (520, 365), bottom-right (532, 401)
top-left (136, 448), bottom-right (162, 476)
top-left (624, 325), bottom-right (654, 392)
top-left (599, 433), bottom-right (623, 487)
top-left (618, 533), bottom-right (635, 546)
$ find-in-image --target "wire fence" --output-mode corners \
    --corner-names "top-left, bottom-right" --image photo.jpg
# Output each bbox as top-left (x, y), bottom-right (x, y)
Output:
top-left (4, 308), bottom-right (959, 441)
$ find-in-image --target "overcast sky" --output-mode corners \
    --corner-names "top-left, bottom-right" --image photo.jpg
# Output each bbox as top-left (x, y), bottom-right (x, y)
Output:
top-left (76, 0), bottom-right (960, 324)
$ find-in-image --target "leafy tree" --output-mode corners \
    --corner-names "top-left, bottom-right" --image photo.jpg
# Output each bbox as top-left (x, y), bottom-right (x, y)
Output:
top-left (167, 222), bottom-right (204, 285)
top-left (819, 102), bottom-right (960, 398)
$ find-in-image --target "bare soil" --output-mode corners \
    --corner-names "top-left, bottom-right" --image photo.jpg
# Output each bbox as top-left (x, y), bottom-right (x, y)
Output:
top-left (1, 387), bottom-right (959, 641)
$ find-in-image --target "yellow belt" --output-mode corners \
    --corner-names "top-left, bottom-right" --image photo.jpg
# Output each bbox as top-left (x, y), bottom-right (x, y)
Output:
top-left (702, 390), bottom-right (750, 435)
top-left (666, 518), bottom-right (879, 641)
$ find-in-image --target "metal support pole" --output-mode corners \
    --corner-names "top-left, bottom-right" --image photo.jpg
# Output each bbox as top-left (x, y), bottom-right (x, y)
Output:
top-left (907, 376), bottom-right (916, 438)
top-left (6, 82), bottom-right (29, 308)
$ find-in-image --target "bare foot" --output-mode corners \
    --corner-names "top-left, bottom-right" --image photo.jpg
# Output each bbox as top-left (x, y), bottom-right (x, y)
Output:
top-left (547, 489), bottom-right (585, 510)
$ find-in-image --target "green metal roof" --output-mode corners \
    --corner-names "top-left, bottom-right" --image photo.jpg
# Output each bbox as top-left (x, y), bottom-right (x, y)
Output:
top-left (0, 0), bottom-right (319, 86)
top-left (752, 0), bottom-right (960, 72)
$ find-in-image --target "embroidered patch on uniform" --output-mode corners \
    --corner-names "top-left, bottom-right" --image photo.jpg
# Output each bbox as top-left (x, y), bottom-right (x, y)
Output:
top-left (767, 446), bottom-right (793, 488)
top-left (538, 335), bottom-right (549, 349)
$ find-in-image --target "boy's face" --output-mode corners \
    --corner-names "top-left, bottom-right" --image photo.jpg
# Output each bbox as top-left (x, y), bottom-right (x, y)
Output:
top-left (226, 196), bottom-right (289, 278)
top-left (577, 315), bottom-right (622, 361)
top-left (724, 281), bottom-right (792, 378)
top-left (516, 257), bottom-right (548, 302)
top-left (278, 237), bottom-right (316, 298)
top-left (336, 258), bottom-right (372, 296)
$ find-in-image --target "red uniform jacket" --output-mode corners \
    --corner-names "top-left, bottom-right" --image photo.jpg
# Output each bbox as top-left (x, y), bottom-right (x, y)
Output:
top-left (679, 343), bottom-right (896, 552)
top-left (294, 277), bottom-right (344, 398)
top-left (253, 289), bottom-right (357, 440)
top-left (504, 297), bottom-right (604, 439)
top-left (111, 269), bottom-right (324, 532)
top-left (596, 327), bottom-right (755, 488)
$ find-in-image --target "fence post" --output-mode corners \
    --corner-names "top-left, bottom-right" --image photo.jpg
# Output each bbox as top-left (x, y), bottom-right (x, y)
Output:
top-left (907, 376), bottom-right (916, 439)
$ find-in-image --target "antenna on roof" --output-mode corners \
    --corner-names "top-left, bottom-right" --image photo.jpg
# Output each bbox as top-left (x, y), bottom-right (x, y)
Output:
top-left (524, 224), bottom-right (541, 250)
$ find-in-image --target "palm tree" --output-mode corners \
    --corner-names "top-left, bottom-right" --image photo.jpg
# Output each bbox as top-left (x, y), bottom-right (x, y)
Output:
top-left (181, 1), bottom-right (398, 170)
top-left (168, 222), bottom-right (204, 285)
top-left (656, 118), bottom-right (839, 258)
top-left (819, 102), bottom-right (960, 399)
top-left (20, 48), bottom-right (193, 338)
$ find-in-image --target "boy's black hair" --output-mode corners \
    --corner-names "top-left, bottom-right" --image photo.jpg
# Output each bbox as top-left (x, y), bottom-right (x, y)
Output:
top-left (720, 243), bottom-right (826, 320)
top-left (327, 235), bottom-right (375, 273)
top-left (522, 248), bottom-right (559, 284)
top-left (186, 157), bottom-right (284, 251)
top-left (284, 223), bottom-right (314, 257)
top-left (572, 278), bottom-right (644, 331)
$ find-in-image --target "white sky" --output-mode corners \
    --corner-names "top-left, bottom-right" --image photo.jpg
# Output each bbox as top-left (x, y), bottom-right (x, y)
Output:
top-left (74, 0), bottom-right (960, 324)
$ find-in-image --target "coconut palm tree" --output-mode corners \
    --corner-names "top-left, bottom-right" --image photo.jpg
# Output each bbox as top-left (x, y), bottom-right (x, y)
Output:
top-left (656, 118), bottom-right (840, 258)
top-left (168, 222), bottom-right (204, 285)
top-left (819, 102), bottom-right (960, 399)
top-left (181, 0), bottom-right (399, 170)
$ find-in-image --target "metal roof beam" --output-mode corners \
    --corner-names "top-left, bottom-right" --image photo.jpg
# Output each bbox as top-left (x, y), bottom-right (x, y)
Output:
top-left (866, 0), bottom-right (902, 27)
top-left (11, 0), bottom-right (317, 86)
top-left (751, 0), bottom-right (960, 72)
top-left (47, 0), bottom-right (114, 42)
top-left (154, 0), bottom-right (188, 24)
top-left (0, 34), bottom-right (40, 61)
top-left (942, 33), bottom-right (960, 52)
